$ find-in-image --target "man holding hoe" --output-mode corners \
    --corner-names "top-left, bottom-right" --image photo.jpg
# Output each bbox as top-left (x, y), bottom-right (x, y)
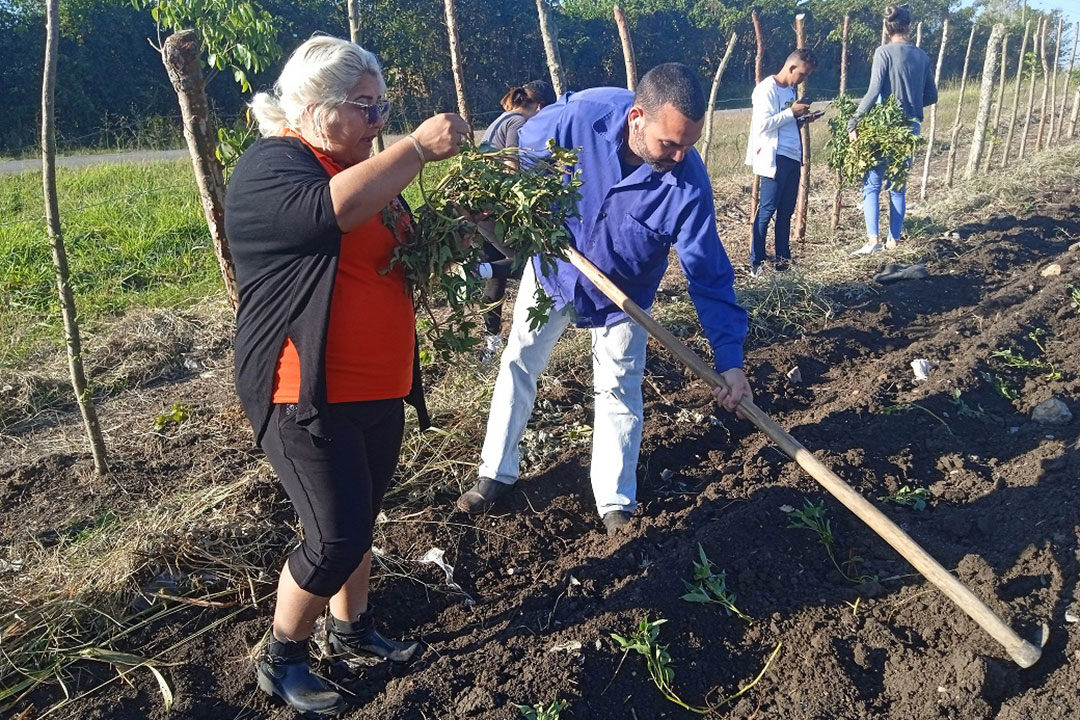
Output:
top-left (456, 63), bottom-right (751, 535)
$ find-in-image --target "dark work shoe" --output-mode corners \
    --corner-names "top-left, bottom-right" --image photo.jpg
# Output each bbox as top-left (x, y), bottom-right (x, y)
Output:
top-left (256, 634), bottom-right (344, 717)
top-left (602, 510), bottom-right (633, 536)
top-left (455, 477), bottom-right (513, 514)
top-left (328, 610), bottom-right (420, 665)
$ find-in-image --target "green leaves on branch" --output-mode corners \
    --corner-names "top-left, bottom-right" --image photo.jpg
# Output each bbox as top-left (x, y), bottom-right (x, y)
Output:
top-left (387, 140), bottom-right (583, 361)
top-left (132, 0), bottom-right (280, 93)
top-left (827, 95), bottom-right (924, 190)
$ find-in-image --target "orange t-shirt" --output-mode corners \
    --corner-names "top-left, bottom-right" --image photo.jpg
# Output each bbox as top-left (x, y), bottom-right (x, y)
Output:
top-left (271, 132), bottom-right (415, 404)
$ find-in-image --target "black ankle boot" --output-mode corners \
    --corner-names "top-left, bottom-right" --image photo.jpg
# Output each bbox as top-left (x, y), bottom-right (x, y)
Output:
top-left (328, 609), bottom-right (420, 664)
top-left (256, 634), bottom-right (344, 716)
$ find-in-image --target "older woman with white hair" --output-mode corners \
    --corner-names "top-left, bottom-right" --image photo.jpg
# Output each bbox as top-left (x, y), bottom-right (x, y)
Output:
top-left (225, 36), bottom-right (469, 715)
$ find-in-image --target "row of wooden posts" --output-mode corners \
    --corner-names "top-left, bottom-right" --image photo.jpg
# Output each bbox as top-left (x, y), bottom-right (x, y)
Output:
top-left (441, 2), bottom-right (1080, 239)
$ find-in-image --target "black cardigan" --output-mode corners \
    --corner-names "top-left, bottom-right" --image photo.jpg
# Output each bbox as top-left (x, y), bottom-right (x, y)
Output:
top-left (225, 136), bottom-right (429, 445)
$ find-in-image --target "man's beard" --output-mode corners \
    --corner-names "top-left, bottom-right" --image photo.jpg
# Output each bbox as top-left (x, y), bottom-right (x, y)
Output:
top-left (629, 123), bottom-right (676, 173)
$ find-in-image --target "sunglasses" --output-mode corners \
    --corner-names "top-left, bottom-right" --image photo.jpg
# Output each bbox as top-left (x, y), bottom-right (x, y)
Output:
top-left (340, 98), bottom-right (391, 125)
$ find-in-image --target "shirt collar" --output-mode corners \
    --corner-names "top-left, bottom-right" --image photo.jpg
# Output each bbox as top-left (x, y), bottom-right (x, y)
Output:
top-left (281, 127), bottom-right (343, 176)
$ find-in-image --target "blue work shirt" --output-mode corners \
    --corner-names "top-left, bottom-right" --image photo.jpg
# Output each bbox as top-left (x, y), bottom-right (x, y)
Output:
top-left (518, 87), bottom-right (748, 372)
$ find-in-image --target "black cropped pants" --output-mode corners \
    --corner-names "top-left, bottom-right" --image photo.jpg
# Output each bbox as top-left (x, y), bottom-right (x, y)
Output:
top-left (260, 399), bottom-right (404, 597)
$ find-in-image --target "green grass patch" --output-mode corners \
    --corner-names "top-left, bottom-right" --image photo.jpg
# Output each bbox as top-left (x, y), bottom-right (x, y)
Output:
top-left (0, 160), bottom-right (220, 367)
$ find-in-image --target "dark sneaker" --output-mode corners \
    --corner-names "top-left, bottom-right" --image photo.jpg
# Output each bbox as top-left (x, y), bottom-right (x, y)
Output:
top-left (455, 477), bottom-right (513, 514)
top-left (327, 611), bottom-right (420, 666)
top-left (775, 257), bottom-right (792, 272)
top-left (256, 634), bottom-right (344, 717)
top-left (602, 510), bottom-right (632, 536)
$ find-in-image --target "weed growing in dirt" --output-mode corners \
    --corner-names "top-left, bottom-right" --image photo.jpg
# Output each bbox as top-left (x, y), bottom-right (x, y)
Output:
top-left (153, 402), bottom-right (191, 432)
top-left (680, 544), bottom-right (752, 622)
top-left (516, 698), bottom-right (568, 719)
top-left (878, 402), bottom-right (953, 435)
top-left (880, 485), bottom-right (929, 511)
top-left (949, 389), bottom-right (989, 421)
top-left (991, 329), bottom-right (1061, 380)
top-left (611, 616), bottom-right (781, 714)
top-left (788, 500), bottom-right (876, 584)
top-left (981, 371), bottom-right (1020, 401)
top-left (1067, 284), bottom-right (1080, 313)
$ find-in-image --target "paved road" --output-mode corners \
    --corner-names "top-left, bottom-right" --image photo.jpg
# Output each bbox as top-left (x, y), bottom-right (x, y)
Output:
top-left (0, 149), bottom-right (191, 175)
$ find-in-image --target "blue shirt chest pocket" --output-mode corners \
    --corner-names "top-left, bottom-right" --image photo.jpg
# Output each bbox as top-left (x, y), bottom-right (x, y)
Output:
top-left (611, 212), bottom-right (672, 283)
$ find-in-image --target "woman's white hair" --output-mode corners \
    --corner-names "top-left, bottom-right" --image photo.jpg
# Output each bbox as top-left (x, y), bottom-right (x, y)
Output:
top-left (250, 35), bottom-right (385, 140)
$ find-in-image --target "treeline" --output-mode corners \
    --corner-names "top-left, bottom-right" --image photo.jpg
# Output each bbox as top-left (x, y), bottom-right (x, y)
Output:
top-left (1, 0), bottom-right (1068, 155)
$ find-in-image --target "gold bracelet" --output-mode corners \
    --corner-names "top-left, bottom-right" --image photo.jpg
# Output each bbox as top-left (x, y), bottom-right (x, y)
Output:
top-left (407, 134), bottom-right (427, 164)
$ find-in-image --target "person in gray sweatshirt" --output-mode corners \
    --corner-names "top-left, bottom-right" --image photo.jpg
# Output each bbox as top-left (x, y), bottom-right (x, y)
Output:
top-left (849, 4), bottom-right (938, 256)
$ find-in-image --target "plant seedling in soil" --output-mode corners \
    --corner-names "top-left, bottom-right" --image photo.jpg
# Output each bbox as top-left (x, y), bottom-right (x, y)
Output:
top-left (991, 329), bottom-right (1061, 380)
top-left (517, 698), bottom-right (568, 720)
top-left (1067, 284), bottom-right (1080, 313)
top-left (153, 402), bottom-right (191, 432)
top-left (788, 500), bottom-right (876, 584)
top-left (878, 401), bottom-right (953, 435)
top-left (981, 371), bottom-right (1020, 401)
top-left (386, 140), bottom-right (582, 360)
top-left (610, 616), bottom-right (781, 714)
top-left (827, 94), bottom-right (924, 189)
top-left (680, 544), bottom-right (752, 622)
top-left (880, 485), bottom-right (929, 511)
top-left (949, 389), bottom-right (989, 421)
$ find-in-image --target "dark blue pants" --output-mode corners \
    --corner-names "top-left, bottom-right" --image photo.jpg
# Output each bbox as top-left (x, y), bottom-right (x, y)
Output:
top-left (751, 155), bottom-right (801, 267)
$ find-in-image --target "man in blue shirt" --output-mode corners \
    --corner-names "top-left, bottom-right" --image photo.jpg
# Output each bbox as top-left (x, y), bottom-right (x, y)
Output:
top-left (456, 63), bottom-right (751, 535)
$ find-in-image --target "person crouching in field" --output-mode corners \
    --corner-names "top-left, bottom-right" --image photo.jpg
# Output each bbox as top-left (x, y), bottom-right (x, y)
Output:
top-left (850, 4), bottom-right (937, 256)
top-left (224, 36), bottom-right (469, 716)
top-left (455, 64), bottom-right (752, 536)
top-left (478, 80), bottom-right (558, 363)
top-left (745, 49), bottom-right (819, 277)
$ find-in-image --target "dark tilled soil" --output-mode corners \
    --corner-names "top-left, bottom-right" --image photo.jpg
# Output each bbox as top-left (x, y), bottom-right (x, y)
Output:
top-left (3, 201), bottom-right (1080, 720)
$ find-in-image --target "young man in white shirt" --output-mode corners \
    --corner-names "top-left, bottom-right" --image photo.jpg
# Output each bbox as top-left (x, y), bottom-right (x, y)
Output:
top-left (745, 49), bottom-right (819, 276)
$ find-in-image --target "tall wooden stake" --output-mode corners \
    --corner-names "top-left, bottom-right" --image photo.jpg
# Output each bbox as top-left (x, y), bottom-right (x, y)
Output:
top-left (749, 7), bottom-right (764, 235)
top-left (613, 5), bottom-right (637, 91)
top-left (983, 30), bottom-right (1008, 172)
top-left (41, 0), bottom-right (108, 475)
top-left (347, 0), bottom-right (383, 153)
top-left (833, 13), bottom-right (850, 229)
top-left (1000, 20), bottom-right (1031, 167)
top-left (916, 22), bottom-right (923, 48)
top-left (1047, 17), bottom-right (1063, 142)
top-left (944, 24), bottom-right (976, 188)
top-left (793, 13), bottom-right (810, 244)
top-left (919, 19), bottom-right (948, 200)
top-left (1036, 17), bottom-right (1050, 150)
top-left (536, 0), bottom-right (568, 98)
top-left (161, 31), bottom-right (238, 310)
top-left (1055, 22), bottom-right (1078, 143)
top-left (1019, 18), bottom-right (1043, 160)
top-left (702, 32), bottom-right (738, 168)
top-left (443, 0), bottom-right (472, 128)
top-left (881, 17), bottom-right (888, 46)
top-left (1069, 88), bottom-right (1080, 138)
top-left (966, 24), bottom-right (1005, 179)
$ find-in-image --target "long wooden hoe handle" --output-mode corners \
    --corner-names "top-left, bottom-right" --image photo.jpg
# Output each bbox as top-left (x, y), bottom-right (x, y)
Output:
top-left (564, 247), bottom-right (1042, 668)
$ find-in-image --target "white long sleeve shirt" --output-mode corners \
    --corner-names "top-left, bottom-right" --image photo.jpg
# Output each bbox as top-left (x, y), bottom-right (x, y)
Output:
top-left (745, 76), bottom-right (802, 179)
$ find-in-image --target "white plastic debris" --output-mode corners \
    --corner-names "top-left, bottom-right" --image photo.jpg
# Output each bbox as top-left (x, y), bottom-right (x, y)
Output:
top-left (786, 366), bottom-right (803, 385)
top-left (1065, 612), bottom-right (1078, 624)
top-left (548, 640), bottom-right (583, 654)
top-left (779, 505), bottom-right (795, 514)
top-left (911, 358), bottom-right (932, 382)
top-left (420, 547), bottom-right (476, 606)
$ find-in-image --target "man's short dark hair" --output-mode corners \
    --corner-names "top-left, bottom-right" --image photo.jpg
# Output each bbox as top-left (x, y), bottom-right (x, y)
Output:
top-left (785, 48), bottom-right (818, 68)
top-left (635, 63), bottom-right (707, 121)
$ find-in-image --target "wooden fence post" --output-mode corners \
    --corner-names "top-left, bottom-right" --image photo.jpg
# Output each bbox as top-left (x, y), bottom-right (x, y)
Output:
top-left (881, 17), bottom-right (888, 46)
top-left (1048, 17), bottom-right (1063, 142)
top-left (613, 5), bottom-right (637, 91)
top-left (793, 13), bottom-right (811, 244)
top-left (966, 24), bottom-right (1005, 179)
top-left (347, 0), bottom-right (383, 153)
top-left (702, 32), bottom-right (738, 168)
top-left (1036, 18), bottom-right (1050, 150)
top-left (1000, 20), bottom-right (1031, 167)
top-left (749, 8), bottom-right (764, 235)
top-left (1056, 22), bottom-right (1078, 143)
top-left (536, 0), bottom-right (568, 98)
top-left (1069, 88), bottom-right (1080, 138)
top-left (443, 0), bottom-right (472, 128)
top-left (919, 18), bottom-right (948, 200)
top-left (944, 24), bottom-right (976, 188)
top-left (832, 13), bottom-right (850, 230)
top-left (161, 30), bottom-right (239, 311)
top-left (41, 0), bottom-right (108, 475)
top-left (1019, 18), bottom-right (1043, 161)
top-left (983, 31), bottom-right (1007, 172)
top-left (916, 22), bottom-right (923, 48)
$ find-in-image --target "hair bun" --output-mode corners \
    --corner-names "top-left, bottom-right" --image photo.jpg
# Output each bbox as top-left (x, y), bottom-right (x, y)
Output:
top-left (884, 5), bottom-right (898, 20)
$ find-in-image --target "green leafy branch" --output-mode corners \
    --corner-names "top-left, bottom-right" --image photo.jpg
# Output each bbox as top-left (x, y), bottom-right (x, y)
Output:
top-left (827, 94), bottom-right (924, 189)
top-left (387, 140), bottom-right (583, 361)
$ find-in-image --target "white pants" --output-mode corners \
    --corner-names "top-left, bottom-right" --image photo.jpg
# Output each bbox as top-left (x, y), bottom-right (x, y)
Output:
top-left (478, 263), bottom-right (648, 516)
